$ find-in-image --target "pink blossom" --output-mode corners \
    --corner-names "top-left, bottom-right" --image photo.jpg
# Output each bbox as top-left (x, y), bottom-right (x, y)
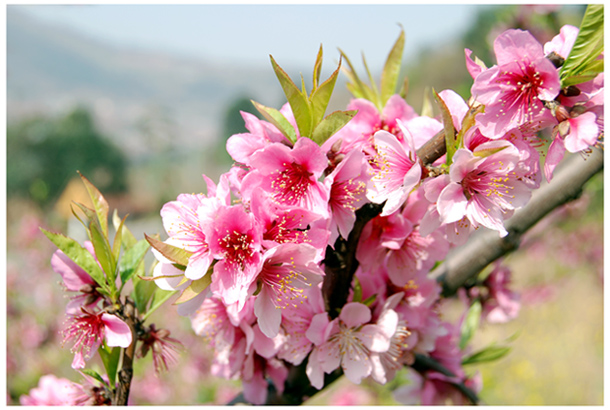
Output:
top-left (368, 129), bottom-right (422, 216)
top-left (437, 141), bottom-right (531, 236)
top-left (62, 310), bottom-right (132, 369)
top-left (20, 374), bottom-right (81, 405)
top-left (137, 324), bottom-right (183, 375)
top-left (226, 108), bottom-right (293, 166)
top-left (205, 205), bottom-right (263, 310)
top-left (277, 285), bottom-right (325, 366)
top-left (472, 29), bottom-right (561, 138)
top-left (158, 174), bottom-right (231, 281)
top-left (481, 263), bottom-right (521, 323)
top-left (322, 94), bottom-right (418, 157)
top-left (370, 293), bottom-right (412, 384)
top-left (249, 189), bottom-right (328, 258)
top-left (50, 244), bottom-right (102, 315)
top-left (253, 243), bottom-right (324, 338)
top-left (324, 149), bottom-right (371, 241)
top-left (308, 302), bottom-right (395, 385)
top-left (242, 137), bottom-right (330, 217)
top-left (544, 24), bottom-right (579, 59)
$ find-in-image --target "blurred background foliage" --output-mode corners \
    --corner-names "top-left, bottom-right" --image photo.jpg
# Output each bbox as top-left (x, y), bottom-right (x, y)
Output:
top-left (6, 4), bottom-right (601, 405)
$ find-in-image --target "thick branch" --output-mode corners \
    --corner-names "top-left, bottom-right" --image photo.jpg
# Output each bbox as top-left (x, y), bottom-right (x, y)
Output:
top-left (322, 202), bottom-right (384, 318)
top-left (430, 148), bottom-right (603, 296)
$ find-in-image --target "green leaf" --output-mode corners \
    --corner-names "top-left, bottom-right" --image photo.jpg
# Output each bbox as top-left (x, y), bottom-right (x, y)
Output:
top-left (144, 288), bottom-right (178, 321)
top-left (310, 59), bottom-right (342, 126)
top-left (78, 171), bottom-right (109, 237)
top-left (71, 202), bottom-right (97, 227)
top-left (113, 209), bottom-right (137, 249)
top-left (462, 345), bottom-right (511, 366)
top-left (459, 299), bottom-right (482, 350)
top-left (40, 228), bottom-right (106, 288)
top-left (457, 104), bottom-right (485, 148)
top-left (119, 239), bottom-right (150, 284)
top-left (270, 55), bottom-right (313, 138)
top-left (434, 89), bottom-right (457, 165)
top-left (133, 261), bottom-right (156, 315)
top-left (473, 144), bottom-right (508, 158)
top-left (560, 4), bottom-right (604, 87)
top-left (312, 44), bottom-right (324, 90)
top-left (310, 110), bottom-right (357, 145)
top-left (380, 28), bottom-right (405, 106)
top-left (420, 87), bottom-right (434, 118)
top-left (361, 52), bottom-right (382, 110)
top-left (398, 76), bottom-right (409, 100)
top-left (251, 100), bottom-right (298, 143)
top-left (88, 221), bottom-right (116, 286)
top-left (112, 214), bottom-right (127, 264)
top-left (145, 233), bottom-right (192, 267)
top-left (80, 368), bottom-right (106, 386)
top-left (173, 274), bottom-right (212, 305)
top-left (98, 345), bottom-right (121, 387)
top-left (352, 276), bottom-right (363, 303)
top-left (362, 293), bottom-right (377, 307)
top-left (339, 48), bottom-right (376, 102)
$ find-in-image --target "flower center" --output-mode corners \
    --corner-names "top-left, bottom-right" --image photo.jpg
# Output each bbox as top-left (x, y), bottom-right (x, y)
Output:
top-left (270, 162), bottom-right (313, 205)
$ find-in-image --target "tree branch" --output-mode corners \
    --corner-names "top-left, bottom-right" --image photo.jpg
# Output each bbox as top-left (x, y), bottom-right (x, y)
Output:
top-left (430, 148), bottom-right (603, 296)
top-left (114, 299), bottom-right (137, 405)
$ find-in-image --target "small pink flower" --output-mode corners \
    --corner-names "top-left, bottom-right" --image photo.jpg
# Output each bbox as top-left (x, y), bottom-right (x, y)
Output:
top-left (309, 302), bottom-right (394, 385)
top-left (138, 324), bottom-right (183, 375)
top-left (226, 108), bottom-right (293, 166)
top-left (254, 243), bottom-right (324, 338)
top-left (481, 263), bottom-right (521, 323)
top-left (437, 141), bottom-right (531, 237)
top-left (368, 128), bottom-right (422, 216)
top-left (472, 29), bottom-right (561, 138)
top-left (242, 137), bottom-right (330, 217)
top-left (322, 94), bottom-right (418, 157)
top-left (62, 309), bottom-right (132, 369)
top-left (51, 244), bottom-right (102, 315)
top-left (249, 189), bottom-right (328, 258)
top-left (205, 205), bottom-right (263, 310)
top-left (544, 24), bottom-right (579, 59)
top-left (20, 374), bottom-right (82, 406)
top-left (324, 149), bottom-right (371, 241)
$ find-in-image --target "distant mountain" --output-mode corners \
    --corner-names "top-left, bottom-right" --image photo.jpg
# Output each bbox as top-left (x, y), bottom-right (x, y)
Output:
top-left (7, 8), bottom-right (289, 156)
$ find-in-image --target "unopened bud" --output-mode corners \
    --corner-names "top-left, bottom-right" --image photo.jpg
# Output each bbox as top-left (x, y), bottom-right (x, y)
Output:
top-left (554, 105), bottom-right (570, 123)
top-left (333, 153), bottom-right (345, 164)
top-left (331, 138), bottom-right (343, 153)
top-left (561, 85), bottom-right (581, 97)
top-left (79, 284), bottom-right (95, 294)
top-left (570, 104), bottom-right (587, 116)
top-left (558, 120), bottom-right (571, 137)
top-left (546, 51), bottom-right (565, 68)
top-left (84, 294), bottom-right (99, 306)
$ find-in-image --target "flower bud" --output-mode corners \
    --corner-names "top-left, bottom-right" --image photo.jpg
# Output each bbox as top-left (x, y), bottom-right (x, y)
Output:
top-left (546, 51), bottom-right (565, 68)
top-left (78, 284), bottom-right (94, 294)
top-left (561, 85), bottom-right (581, 97)
top-left (553, 104), bottom-right (570, 123)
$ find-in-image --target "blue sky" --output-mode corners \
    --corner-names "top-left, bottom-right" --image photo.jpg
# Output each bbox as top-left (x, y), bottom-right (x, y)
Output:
top-left (14, 4), bottom-right (487, 71)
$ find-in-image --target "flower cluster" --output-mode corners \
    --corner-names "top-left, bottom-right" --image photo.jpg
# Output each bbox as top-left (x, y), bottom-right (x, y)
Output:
top-left (149, 24), bottom-right (603, 404)
top-left (27, 15), bottom-right (601, 406)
